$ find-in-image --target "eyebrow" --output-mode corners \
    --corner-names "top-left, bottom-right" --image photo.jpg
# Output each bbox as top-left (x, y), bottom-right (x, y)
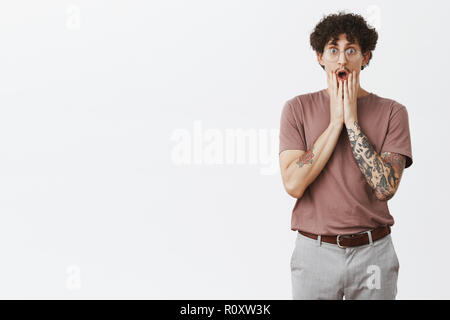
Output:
top-left (326, 42), bottom-right (357, 47)
top-left (326, 38), bottom-right (357, 46)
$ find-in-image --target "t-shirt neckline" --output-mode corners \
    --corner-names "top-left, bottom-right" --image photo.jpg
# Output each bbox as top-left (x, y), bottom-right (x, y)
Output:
top-left (321, 88), bottom-right (373, 101)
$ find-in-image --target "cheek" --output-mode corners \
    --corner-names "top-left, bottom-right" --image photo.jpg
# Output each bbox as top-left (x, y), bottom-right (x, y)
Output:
top-left (322, 61), bottom-right (334, 69)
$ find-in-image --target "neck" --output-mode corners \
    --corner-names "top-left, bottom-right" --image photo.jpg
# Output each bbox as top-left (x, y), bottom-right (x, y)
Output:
top-left (357, 87), bottom-right (370, 98)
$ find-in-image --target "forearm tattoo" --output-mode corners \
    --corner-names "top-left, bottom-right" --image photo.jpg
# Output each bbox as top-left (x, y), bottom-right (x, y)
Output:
top-left (296, 146), bottom-right (315, 168)
top-left (346, 121), bottom-right (404, 200)
top-left (379, 151), bottom-right (406, 199)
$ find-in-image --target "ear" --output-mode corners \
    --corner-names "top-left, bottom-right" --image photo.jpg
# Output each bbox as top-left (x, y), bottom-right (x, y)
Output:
top-left (362, 51), bottom-right (371, 66)
top-left (316, 51), bottom-right (324, 68)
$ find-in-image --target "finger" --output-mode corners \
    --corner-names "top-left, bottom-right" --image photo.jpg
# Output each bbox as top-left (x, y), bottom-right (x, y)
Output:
top-left (338, 78), bottom-right (342, 99)
top-left (352, 71), bottom-right (356, 93)
top-left (356, 71), bottom-right (359, 89)
top-left (334, 74), bottom-right (344, 95)
top-left (344, 79), bottom-right (348, 100)
top-left (332, 72), bottom-right (336, 94)
top-left (327, 70), bottom-right (332, 89)
top-left (348, 72), bottom-right (352, 97)
top-left (335, 73), bottom-right (338, 94)
top-left (336, 74), bottom-right (340, 96)
top-left (336, 73), bottom-right (339, 92)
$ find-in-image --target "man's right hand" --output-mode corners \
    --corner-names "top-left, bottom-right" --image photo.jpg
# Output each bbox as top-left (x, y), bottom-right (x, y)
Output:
top-left (327, 70), bottom-right (344, 127)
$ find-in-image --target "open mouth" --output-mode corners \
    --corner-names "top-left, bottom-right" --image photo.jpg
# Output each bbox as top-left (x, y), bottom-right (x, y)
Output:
top-left (337, 70), bottom-right (349, 81)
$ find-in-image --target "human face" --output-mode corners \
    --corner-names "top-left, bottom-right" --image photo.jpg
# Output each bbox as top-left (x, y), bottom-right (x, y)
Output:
top-left (317, 33), bottom-right (369, 82)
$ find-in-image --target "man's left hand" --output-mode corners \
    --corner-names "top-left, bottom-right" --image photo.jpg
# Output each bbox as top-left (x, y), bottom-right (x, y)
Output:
top-left (343, 70), bottom-right (359, 127)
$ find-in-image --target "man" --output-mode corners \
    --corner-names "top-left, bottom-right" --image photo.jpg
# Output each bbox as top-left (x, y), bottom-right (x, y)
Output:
top-left (279, 11), bottom-right (413, 300)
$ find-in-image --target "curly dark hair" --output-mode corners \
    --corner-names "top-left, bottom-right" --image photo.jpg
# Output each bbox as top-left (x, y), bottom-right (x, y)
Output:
top-left (310, 11), bottom-right (378, 70)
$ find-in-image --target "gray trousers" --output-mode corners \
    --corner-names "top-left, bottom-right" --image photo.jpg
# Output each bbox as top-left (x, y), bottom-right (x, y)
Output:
top-left (290, 230), bottom-right (399, 300)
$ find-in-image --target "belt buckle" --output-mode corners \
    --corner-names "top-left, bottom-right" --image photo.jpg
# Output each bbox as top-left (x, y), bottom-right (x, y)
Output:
top-left (336, 234), bottom-right (348, 248)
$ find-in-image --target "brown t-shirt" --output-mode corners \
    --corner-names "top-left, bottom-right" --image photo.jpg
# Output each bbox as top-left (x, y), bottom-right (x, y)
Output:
top-left (279, 89), bottom-right (413, 235)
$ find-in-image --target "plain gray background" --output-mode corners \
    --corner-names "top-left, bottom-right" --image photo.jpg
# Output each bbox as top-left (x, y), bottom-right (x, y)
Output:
top-left (0, 0), bottom-right (447, 299)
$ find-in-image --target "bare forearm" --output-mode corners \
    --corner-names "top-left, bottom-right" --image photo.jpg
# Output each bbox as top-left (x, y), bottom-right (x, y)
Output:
top-left (345, 120), bottom-right (397, 200)
top-left (286, 122), bottom-right (343, 197)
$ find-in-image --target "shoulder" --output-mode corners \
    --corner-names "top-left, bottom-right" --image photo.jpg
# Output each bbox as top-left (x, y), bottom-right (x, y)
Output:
top-left (281, 91), bottom-right (319, 126)
top-left (285, 89), bottom-right (325, 110)
top-left (370, 93), bottom-right (408, 114)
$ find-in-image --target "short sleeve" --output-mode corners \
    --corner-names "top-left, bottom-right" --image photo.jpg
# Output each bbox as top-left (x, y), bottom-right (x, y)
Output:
top-left (380, 103), bottom-right (413, 168)
top-left (279, 99), bottom-right (306, 154)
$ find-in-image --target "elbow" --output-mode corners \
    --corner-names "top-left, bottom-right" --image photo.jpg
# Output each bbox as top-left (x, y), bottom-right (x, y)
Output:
top-left (376, 195), bottom-right (388, 202)
top-left (286, 182), bottom-right (305, 199)
top-left (375, 189), bottom-right (395, 201)
top-left (288, 190), bottom-right (302, 199)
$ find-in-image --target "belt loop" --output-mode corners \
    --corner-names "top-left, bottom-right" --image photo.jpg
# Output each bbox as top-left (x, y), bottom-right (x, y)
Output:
top-left (317, 235), bottom-right (322, 247)
top-left (367, 230), bottom-right (373, 246)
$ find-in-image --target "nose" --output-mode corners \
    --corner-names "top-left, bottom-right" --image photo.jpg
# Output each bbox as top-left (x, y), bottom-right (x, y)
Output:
top-left (337, 50), bottom-right (348, 64)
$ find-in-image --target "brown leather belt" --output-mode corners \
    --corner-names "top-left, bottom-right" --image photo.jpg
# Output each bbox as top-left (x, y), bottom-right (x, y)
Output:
top-left (298, 225), bottom-right (391, 248)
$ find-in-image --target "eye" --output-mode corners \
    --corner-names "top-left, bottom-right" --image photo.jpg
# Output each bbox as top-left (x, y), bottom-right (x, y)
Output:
top-left (329, 48), bottom-right (338, 54)
top-left (346, 48), bottom-right (356, 55)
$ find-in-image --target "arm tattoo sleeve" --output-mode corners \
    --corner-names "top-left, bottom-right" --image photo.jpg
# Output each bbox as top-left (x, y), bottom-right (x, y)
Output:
top-left (346, 120), bottom-right (404, 200)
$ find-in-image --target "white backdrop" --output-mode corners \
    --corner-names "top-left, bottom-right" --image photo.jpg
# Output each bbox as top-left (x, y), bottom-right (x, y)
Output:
top-left (0, 0), bottom-right (448, 299)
